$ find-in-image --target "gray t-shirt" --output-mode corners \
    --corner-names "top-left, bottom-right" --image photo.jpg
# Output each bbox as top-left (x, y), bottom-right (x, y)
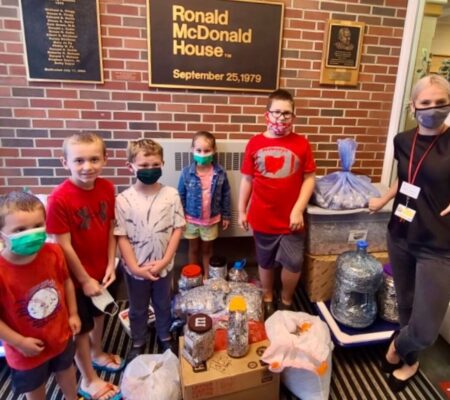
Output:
top-left (115, 185), bottom-right (186, 279)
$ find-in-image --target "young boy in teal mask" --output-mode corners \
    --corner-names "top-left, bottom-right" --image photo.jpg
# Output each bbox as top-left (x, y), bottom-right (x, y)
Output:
top-left (0, 191), bottom-right (80, 400)
top-left (115, 139), bottom-right (185, 360)
top-left (178, 131), bottom-right (231, 278)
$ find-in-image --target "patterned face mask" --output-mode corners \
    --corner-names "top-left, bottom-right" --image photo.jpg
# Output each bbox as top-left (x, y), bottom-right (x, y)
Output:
top-left (414, 104), bottom-right (450, 129)
top-left (265, 112), bottom-right (293, 136)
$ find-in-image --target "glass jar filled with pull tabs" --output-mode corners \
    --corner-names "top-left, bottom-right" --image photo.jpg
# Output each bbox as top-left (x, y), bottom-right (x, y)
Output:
top-left (178, 264), bottom-right (203, 292)
top-left (227, 295), bottom-right (249, 358)
top-left (208, 255), bottom-right (228, 280)
top-left (182, 313), bottom-right (215, 367)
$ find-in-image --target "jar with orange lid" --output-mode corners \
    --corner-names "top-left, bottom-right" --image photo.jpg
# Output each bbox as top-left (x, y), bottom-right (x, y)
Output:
top-left (227, 295), bottom-right (249, 358)
top-left (178, 264), bottom-right (203, 292)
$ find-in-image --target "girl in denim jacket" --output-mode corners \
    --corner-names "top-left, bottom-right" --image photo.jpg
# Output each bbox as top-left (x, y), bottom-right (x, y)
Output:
top-left (178, 131), bottom-right (231, 278)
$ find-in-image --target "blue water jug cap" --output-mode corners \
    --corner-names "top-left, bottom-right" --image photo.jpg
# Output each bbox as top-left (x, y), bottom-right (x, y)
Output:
top-left (356, 240), bottom-right (368, 249)
top-left (232, 258), bottom-right (247, 270)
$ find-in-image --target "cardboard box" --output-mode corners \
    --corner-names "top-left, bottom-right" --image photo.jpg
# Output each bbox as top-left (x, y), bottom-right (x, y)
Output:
top-left (180, 338), bottom-right (279, 400)
top-left (306, 186), bottom-right (393, 256)
top-left (302, 251), bottom-right (389, 302)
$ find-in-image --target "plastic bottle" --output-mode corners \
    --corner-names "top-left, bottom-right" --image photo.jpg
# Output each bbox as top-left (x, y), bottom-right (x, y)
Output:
top-left (228, 259), bottom-right (248, 283)
top-left (182, 313), bottom-right (215, 367)
top-left (178, 264), bottom-right (203, 292)
top-left (227, 295), bottom-right (249, 358)
top-left (208, 255), bottom-right (228, 280)
top-left (330, 240), bottom-right (383, 328)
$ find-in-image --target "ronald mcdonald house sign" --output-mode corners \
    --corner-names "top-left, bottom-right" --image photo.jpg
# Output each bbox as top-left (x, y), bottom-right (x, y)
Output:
top-left (147, 0), bottom-right (284, 92)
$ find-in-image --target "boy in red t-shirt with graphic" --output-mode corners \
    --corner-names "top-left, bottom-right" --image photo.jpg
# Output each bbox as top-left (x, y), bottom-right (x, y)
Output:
top-left (0, 191), bottom-right (80, 399)
top-left (46, 132), bottom-right (122, 400)
top-left (238, 89), bottom-right (316, 319)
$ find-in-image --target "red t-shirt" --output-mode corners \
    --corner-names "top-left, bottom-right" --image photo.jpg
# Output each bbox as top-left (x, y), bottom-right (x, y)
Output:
top-left (0, 243), bottom-right (71, 370)
top-left (46, 178), bottom-right (115, 285)
top-left (241, 132), bottom-right (316, 234)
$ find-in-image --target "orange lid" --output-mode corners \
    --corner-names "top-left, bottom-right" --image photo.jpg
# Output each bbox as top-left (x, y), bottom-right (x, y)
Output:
top-left (181, 264), bottom-right (202, 278)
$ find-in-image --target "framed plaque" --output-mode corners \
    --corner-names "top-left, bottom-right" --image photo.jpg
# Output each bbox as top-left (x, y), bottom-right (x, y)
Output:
top-left (320, 20), bottom-right (365, 86)
top-left (20, 0), bottom-right (103, 83)
top-left (147, 0), bottom-right (284, 92)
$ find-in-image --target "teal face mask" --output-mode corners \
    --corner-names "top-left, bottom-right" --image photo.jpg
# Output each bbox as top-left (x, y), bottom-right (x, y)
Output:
top-left (4, 227), bottom-right (47, 256)
top-left (193, 153), bottom-right (214, 165)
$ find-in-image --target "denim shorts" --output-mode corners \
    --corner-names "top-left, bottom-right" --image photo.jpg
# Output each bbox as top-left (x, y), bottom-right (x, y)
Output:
top-left (10, 339), bottom-right (75, 394)
top-left (184, 222), bottom-right (219, 241)
top-left (254, 231), bottom-right (305, 273)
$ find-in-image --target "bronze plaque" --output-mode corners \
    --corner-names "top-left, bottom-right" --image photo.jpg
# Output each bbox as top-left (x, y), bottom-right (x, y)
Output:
top-left (20, 0), bottom-right (103, 83)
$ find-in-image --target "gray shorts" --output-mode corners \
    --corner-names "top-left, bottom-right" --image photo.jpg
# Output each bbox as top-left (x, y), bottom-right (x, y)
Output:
top-left (254, 231), bottom-right (305, 273)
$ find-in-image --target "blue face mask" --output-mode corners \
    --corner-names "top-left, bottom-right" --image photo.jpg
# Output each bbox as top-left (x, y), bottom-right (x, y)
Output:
top-left (415, 104), bottom-right (450, 129)
top-left (193, 153), bottom-right (214, 165)
top-left (136, 167), bottom-right (162, 185)
top-left (4, 227), bottom-right (47, 256)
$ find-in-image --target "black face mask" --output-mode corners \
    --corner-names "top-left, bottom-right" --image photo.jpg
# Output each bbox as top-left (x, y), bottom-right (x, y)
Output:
top-left (136, 167), bottom-right (162, 185)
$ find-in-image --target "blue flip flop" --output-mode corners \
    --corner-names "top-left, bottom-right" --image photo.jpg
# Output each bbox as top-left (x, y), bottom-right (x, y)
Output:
top-left (78, 382), bottom-right (122, 400)
top-left (92, 353), bottom-right (125, 373)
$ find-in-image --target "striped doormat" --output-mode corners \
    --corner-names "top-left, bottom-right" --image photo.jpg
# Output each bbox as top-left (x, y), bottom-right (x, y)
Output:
top-left (0, 290), bottom-right (445, 400)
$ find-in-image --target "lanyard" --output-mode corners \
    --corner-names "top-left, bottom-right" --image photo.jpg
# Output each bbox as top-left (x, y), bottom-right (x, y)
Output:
top-left (407, 128), bottom-right (441, 185)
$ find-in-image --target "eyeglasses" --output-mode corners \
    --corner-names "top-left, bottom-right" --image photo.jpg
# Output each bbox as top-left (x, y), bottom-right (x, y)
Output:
top-left (268, 110), bottom-right (295, 120)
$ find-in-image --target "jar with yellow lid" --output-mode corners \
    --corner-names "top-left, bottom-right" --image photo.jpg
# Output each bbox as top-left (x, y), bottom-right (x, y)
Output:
top-left (227, 295), bottom-right (249, 358)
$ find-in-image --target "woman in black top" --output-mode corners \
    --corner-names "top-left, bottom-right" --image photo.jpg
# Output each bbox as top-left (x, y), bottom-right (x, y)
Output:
top-left (369, 74), bottom-right (450, 392)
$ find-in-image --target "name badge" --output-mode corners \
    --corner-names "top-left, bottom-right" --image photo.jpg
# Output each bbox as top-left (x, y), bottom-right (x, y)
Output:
top-left (400, 182), bottom-right (421, 199)
top-left (394, 204), bottom-right (416, 222)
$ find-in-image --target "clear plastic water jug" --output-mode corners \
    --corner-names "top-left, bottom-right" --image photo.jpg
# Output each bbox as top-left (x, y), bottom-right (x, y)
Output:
top-left (330, 240), bottom-right (383, 328)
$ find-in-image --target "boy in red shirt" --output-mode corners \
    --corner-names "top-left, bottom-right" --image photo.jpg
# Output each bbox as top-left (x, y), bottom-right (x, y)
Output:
top-left (46, 132), bottom-right (122, 400)
top-left (0, 191), bottom-right (80, 399)
top-left (238, 89), bottom-right (316, 319)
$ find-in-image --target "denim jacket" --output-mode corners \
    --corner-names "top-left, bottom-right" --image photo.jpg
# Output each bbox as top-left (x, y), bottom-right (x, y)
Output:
top-left (178, 162), bottom-right (231, 221)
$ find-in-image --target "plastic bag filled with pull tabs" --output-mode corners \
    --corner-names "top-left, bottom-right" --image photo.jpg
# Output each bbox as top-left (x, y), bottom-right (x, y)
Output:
top-left (313, 139), bottom-right (380, 209)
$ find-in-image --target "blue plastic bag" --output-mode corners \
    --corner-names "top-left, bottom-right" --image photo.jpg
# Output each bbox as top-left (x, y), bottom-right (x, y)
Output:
top-left (313, 139), bottom-right (380, 209)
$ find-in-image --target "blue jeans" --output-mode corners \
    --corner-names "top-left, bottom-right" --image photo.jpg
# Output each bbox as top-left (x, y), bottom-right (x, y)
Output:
top-left (124, 270), bottom-right (173, 346)
top-left (387, 233), bottom-right (450, 365)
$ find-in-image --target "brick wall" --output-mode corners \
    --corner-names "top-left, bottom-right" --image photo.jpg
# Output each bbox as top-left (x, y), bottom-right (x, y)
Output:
top-left (0, 0), bottom-right (407, 194)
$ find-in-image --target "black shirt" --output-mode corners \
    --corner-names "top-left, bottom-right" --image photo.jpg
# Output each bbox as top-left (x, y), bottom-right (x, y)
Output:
top-left (388, 127), bottom-right (450, 252)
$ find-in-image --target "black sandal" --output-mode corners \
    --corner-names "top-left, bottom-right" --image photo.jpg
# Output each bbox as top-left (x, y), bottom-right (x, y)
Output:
top-left (388, 367), bottom-right (418, 392)
top-left (380, 330), bottom-right (403, 373)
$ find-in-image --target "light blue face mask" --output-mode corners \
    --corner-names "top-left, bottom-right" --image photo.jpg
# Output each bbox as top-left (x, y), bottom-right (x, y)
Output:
top-left (4, 227), bottom-right (47, 256)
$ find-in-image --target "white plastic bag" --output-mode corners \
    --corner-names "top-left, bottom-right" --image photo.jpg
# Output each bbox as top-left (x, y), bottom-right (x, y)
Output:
top-left (262, 311), bottom-right (333, 400)
top-left (120, 350), bottom-right (181, 400)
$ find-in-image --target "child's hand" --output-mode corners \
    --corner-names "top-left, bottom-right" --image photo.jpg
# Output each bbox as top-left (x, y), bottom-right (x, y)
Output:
top-left (102, 265), bottom-right (116, 289)
top-left (289, 209), bottom-right (304, 231)
top-left (222, 219), bottom-right (230, 230)
top-left (146, 259), bottom-right (167, 276)
top-left (17, 337), bottom-right (45, 357)
top-left (81, 277), bottom-right (103, 297)
top-left (69, 314), bottom-right (81, 335)
top-left (134, 265), bottom-right (160, 281)
top-left (238, 211), bottom-right (249, 231)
